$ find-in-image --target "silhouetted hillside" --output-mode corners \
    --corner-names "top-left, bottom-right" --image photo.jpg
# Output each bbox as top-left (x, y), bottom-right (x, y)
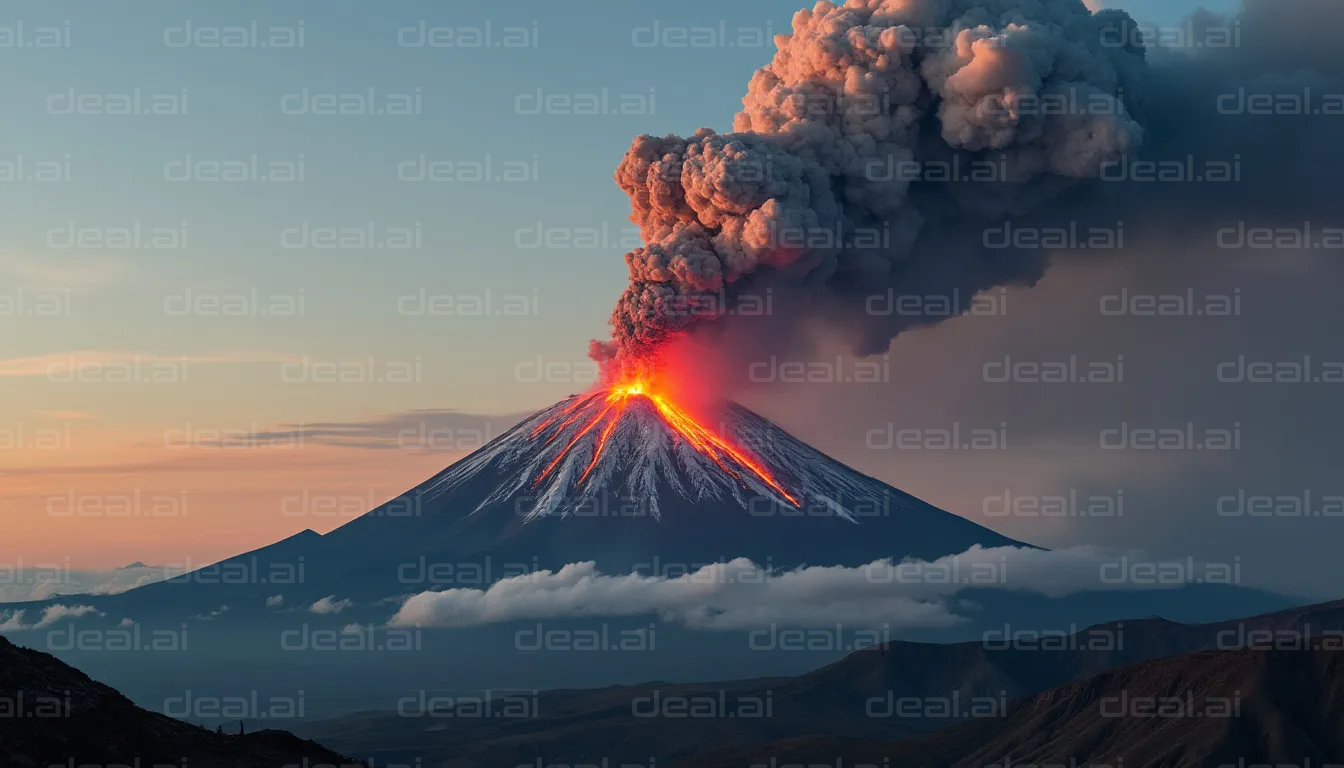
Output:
top-left (0, 634), bottom-right (354, 768)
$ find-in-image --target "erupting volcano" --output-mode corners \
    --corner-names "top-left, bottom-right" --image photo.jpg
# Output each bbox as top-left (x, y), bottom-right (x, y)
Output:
top-left (428, 378), bottom-right (824, 521)
top-left (454, 0), bottom-right (1148, 529)
top-left (396, 363), bottom-right (1022, 560)
top-left (529, 376), bottom-right (799, 508)
top-left (288, 0), bottom-right (1147, 583)
top-left (300, 383), bottom-right (1032, 583)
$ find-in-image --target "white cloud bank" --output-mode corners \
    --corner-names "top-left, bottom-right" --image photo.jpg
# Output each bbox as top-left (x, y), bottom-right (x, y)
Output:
top-left (0, 565), bottom-right (174, 603)
top-left (0, 604), bottom-right (100, 632)
top-left (389, 546), bottom-right (1222, 630)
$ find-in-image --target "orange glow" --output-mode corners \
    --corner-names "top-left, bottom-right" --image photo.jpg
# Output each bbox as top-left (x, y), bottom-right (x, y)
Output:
top-left (578, 414), bottom-right (621, 483)
top-left (530, 393), bottom-right (596, 439)
top-left (532, 375), bottom-right (799, 505)
top-left (534, 401), bottom-right (616, 483)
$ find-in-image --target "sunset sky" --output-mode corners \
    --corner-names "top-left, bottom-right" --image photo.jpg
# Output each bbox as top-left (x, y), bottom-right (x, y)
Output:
top-left (13, 0), bottom-right (1333, 600)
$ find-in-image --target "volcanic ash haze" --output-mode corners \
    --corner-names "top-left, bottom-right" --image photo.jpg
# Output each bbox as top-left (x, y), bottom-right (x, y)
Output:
top-left (591, 0), bottom-right (1147, 371)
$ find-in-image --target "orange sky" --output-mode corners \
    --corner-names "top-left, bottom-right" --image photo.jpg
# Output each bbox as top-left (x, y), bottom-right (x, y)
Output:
top-left (2, 414), bottom-right (480, 568)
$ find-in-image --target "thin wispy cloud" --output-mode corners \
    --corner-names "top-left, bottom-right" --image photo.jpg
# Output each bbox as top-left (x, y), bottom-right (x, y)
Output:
top-left (31, 410), bottom-right (97, 421)
top-left (0, 351), bottom-right (295, 377)
top-left (229, 409), bottom-right (526, 452)
top-left (0, 252), bottom-right (126, 295)
top-left (0, 449), bottom-right (434, 483)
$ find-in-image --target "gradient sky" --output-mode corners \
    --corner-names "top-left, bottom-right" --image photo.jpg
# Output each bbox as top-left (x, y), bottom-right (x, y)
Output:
top-left (3, 0), bottom-right (1274, 578)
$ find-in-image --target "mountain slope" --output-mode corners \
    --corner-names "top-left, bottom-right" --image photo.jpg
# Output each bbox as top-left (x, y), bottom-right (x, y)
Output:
top-left (299, 394), bottom-right (1032, 596)
top-left (769, 597), bottom-right (1344, 717)
top-left (430, 392), bottom-right (894, 520)
top-left (0, 634), bottom-right (351, 768)
top-left (57, 394), bottom-right (1030, 613)
top-left (685, 646), bottom-right (1344, 768)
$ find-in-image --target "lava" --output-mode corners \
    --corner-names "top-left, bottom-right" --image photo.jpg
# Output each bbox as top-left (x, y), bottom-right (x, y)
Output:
top-left (529, 377), bottom-right (799, 506)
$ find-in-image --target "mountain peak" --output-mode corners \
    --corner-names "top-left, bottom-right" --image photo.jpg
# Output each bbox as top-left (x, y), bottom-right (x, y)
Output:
top-left (425, 392), bottom-right (889, 522)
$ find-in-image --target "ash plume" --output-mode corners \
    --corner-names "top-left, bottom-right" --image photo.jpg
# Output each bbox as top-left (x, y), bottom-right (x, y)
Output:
top-left (592, 0), bottom-right (1146, 371)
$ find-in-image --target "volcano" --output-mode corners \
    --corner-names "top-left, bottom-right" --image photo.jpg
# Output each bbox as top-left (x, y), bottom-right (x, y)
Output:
top-left (281, 386), bottom-right (1031, 596)
top-left (446, 383), bottom-right (867, 520)
top-left (5, 388), bottom-right (1036, 614)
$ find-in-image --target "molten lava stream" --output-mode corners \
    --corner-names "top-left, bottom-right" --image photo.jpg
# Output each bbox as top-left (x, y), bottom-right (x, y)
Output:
top-left (529, 392), bottom-right (598, 439)
top-left (533, 400), bottom-right (615, 484)
top-left (532, 381), bottom-right (799, 506)
top-left (647, 394), bottom-right (798, 505)
top-left (578, 413), bottom-right (622, 483)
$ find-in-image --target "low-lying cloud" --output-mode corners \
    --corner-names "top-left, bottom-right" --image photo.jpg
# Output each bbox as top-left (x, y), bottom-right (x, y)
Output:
top-left (191, 605), bottom-right (230, 621)
top-left (0, 564), bottom-right (173, 603)
top-left (309, 595), bottom-right (353, 615)
top-left (0, 604), bottom-right (99, 632)
top-left (388, 545), bottom-right (1211, 630)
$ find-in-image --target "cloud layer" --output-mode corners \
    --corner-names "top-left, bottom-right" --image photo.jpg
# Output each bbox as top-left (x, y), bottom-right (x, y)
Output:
top-left (389, 545), bottom-right (1205, 630)
top-left (0, 604), bottom-right (99, 632)
top-left (0, 565), bottom-right (173, 603)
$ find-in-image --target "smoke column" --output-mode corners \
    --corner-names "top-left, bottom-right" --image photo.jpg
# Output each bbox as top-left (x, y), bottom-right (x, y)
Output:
top-left (591, 0), bottom-right (1146, 376)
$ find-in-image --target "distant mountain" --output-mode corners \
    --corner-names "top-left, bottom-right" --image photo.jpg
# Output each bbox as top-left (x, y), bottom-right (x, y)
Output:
top-left (0, 634), bottom-right (352, 768)
top-left (291, 598), bottom-right (1344, 767)
top-left (757, 596), bottom-right (1344, 718)
top-left (685, 646), bottom-right (1344, 768)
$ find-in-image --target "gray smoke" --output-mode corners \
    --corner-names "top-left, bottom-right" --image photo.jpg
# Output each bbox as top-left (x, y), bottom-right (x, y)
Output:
top-left (592, 0), bottom-right (1147, 371)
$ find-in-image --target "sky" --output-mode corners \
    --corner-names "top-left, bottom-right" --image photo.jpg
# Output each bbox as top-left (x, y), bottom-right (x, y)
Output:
top-left (8, 0), bottom-right (1332, 599)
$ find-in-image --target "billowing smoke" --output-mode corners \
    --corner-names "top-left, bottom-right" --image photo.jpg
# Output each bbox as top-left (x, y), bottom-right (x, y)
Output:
top-left (592, 0), bottom-right (1146, 372)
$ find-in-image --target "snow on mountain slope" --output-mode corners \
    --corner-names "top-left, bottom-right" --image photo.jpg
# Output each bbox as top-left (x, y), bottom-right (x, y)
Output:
top-left (424, 391), bottom-right (885, 522)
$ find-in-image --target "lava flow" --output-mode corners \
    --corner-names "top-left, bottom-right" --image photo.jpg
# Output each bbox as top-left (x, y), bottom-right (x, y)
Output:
top-left (529, 377), bottom-right (799, 506)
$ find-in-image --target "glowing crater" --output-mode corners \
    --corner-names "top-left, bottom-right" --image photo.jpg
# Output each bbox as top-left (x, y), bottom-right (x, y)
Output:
top-left (528, 377), bottom-right (799, 506)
